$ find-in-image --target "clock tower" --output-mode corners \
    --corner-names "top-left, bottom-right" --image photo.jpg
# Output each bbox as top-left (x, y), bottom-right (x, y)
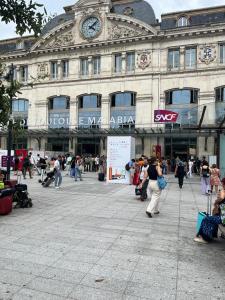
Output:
top-left (71, 0), bottom-right (112, 43)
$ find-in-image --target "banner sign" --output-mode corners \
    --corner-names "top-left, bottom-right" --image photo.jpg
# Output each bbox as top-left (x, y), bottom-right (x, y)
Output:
top-left (154, 110), bottom-right (179, 123)
top-left (107, 136), bottom-right (135, 184)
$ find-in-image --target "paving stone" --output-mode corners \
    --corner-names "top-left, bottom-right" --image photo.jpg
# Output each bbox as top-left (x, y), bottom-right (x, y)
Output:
top-left (0, 173), bottom-right (224, 299)
top-left (26, 277), bottom-right (74, 297)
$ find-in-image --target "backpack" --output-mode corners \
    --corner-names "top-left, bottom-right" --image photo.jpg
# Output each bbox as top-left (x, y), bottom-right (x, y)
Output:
top-left (202, 168), bottom-right (209, 178)
top-left (125, 163), bottom-right (130, 171)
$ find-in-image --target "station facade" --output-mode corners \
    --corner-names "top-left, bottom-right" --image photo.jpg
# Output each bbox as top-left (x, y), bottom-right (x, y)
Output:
top-left (0, 0), bottom-right (225, 160)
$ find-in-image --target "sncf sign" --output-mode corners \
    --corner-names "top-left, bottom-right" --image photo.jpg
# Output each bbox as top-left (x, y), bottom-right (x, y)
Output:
top-left (154, 110), bottom-right (178, 123)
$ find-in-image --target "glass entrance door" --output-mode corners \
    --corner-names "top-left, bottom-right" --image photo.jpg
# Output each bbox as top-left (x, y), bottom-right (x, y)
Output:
top-left (165, 137), bottom-right (197, 161)
top-left (77, 138), bottom-right (100, 156)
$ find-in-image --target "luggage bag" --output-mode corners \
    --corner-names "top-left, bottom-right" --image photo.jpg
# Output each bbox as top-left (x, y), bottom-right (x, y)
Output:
top-left (43, 177), bottom-right (54, 187)
top-left (0, 189), bottom-right (13, 215)
top-left (196, 190), bottom-right (212, 233)
top-left (98, 173), bottom-right (105, 182)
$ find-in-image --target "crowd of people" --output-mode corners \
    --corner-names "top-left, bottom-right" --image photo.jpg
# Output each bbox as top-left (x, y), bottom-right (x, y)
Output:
top-left (3, 151), bottom-right (225, 244)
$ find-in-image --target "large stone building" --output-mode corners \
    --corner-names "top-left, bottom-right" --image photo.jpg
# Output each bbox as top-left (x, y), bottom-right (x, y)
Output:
top-left (0, 0), bottom-right (225, 161)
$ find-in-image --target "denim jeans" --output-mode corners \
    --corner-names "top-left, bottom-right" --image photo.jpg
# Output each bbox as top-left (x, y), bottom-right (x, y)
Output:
top-left (75, 167), bottom-right (82, 181)
top-left (55, 171), bottom-right (62, 187)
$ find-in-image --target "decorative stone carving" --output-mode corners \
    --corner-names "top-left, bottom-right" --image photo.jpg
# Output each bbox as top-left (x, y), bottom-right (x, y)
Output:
top-left (199, 45), bottom-right (216, 64)
top-left (123, 7), bottom-right (134, 17)
top-left (137, 51), bottom-right (151, 70)
top-left (37, 63), bottom-right (49, 79)
top-left (45, 31), bottom-right (74, 48)
top-left (109, 24), bottom-right (145, 39)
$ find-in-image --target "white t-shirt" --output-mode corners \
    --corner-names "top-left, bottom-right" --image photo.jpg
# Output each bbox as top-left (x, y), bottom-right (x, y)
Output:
top-left (140, 165), bottom-right (149, 180)
top-left (54, 160), bottom-right (60, 171)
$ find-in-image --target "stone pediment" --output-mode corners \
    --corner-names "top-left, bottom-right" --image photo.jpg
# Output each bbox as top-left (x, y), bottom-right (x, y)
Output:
top-left (107, 13), bottom-right (157, 40)
top-left (31, 20), bottom-right (74, 51)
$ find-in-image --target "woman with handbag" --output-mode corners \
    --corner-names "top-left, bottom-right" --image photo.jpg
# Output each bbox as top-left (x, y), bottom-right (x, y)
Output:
top-left (194, 189), bottom-right (225, 243)
top-left (140, 157), bottom-right (162, 218)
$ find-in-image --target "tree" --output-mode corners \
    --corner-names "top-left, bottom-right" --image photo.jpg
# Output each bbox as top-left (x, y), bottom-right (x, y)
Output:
top-left (0, 0), bottom-right (46, 127)
top-left (0, 0), bottom-right (46, 36)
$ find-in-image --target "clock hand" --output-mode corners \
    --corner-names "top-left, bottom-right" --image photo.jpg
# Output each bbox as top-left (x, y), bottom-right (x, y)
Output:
top-left (89, 20), bottom-right (98, 30)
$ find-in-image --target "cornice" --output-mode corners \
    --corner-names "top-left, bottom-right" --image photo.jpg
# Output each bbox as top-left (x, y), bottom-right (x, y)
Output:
top-left (1, 23), bottom-right (225, 61)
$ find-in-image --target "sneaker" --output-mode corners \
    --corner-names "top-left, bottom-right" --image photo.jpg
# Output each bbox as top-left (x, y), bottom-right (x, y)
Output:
top-left (194, 237), bottom-right (208, 244)
top-left (154, 211), bottom-right (160, 215)
top-left (146, 211), bottom-right (152, 218)
top-left (55, 186), bottom-right (59, 189)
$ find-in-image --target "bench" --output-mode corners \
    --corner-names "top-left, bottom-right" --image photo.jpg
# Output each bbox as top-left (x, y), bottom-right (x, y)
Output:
top-left (219, 224), bottom-right (225, 238)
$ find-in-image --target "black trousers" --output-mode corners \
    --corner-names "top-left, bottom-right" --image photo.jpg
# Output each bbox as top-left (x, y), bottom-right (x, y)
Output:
top-left (141, 179), bottom-right (149, 199)
top-left (178, 176), bottom-right (184, 188)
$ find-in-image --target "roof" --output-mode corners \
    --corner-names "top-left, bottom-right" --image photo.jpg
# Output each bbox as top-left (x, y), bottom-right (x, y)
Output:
top-left (161, 5), bottom-right (225, 30)
top-left (41, 13), bottom-right (74, 36)
top-left (112, 0), bottom-right (156, 25)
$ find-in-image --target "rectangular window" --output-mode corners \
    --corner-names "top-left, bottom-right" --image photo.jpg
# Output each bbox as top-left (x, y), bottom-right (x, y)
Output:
top-left (220, 44), bottom-right (225, 64)
top-left (185, 48), bottom-right (196, 69)
top-left (168, 49), bottom-right (180, 70)
top-left (62, 60), bottom-right (69, 78)
top-left (50, 62), bottom-right (58, 79)
top-left (20, 65), bottom-right (28, 82)
top-left (126, 52), bottom-right (135, 72)
top-left (93, 56), bottom-right (101, 75)
top-left (80, 58), bottom-right (88, 76)
top-left (114, 53), bottom-right (122, 73)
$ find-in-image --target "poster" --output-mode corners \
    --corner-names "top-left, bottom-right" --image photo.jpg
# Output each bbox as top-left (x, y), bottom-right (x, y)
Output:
top-left (0, 150), bottom-right (15, 169)
top-left (107, 136), bottom-right (135, 184)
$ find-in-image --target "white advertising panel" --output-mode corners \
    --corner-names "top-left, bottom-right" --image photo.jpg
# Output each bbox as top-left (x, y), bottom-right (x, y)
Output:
top-left (107, 136), bottom-right (135, 184)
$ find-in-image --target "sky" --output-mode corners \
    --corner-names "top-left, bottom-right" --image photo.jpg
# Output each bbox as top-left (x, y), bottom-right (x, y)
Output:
top-left (0, 0), bottom-right (225, 40)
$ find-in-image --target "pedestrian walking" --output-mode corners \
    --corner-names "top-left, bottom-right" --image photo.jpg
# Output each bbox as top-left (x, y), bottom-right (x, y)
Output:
top-left (210, 164), bottom-right (221, 193)
top-left (175, 160), bottom-right (186, 189)
top-left (54, 156), bottom-right (62, 189)
top-left (200, 162), bottom-right (211, 195)
top-left (187, 159), bottom-right (193, 178)
top-left (139, 158), bottom-right (149, 201)
top-left (145, 157), bottom-right (163, 218)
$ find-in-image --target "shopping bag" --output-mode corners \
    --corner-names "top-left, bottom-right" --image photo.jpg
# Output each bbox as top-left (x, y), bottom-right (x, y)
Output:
top-left (196, 212), bottom-right (206, 233)
top-left (135, 186), bottom-right (142, 196)
top-left (157, 176), bottom-right (167, 190)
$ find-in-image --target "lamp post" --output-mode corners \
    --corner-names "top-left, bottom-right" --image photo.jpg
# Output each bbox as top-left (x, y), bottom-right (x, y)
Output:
top-left (6, 63), bottom-right (14, 180)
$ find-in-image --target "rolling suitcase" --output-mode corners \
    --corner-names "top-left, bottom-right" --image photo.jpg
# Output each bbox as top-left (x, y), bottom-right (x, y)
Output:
top-left (98, 173), bottom-right (105, 182)
top-left (196, 190), bottom-right (212, 233)
top-left (43, 177), bottom-right (54, 187)
top-left (0, 189), bottom-right (13, 215)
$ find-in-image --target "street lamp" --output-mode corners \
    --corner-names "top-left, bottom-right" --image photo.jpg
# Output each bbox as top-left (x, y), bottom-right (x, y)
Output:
top-left (6, 64), bottom-right (14, 180)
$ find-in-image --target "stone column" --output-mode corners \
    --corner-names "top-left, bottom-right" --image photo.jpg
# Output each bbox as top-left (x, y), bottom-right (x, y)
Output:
top-left (57, 60), bottom-right (62, 80)
top-left (16, 66), bottom-right (20, 82)
top-left (180, 46), bottom-right (185, 70)
top-left (70, 98), bottom-right (79, 128)
top-left (121, 52), bottom-right (126, 74)
top-left (88, 56), bottom-right (93, 76)
top-left (101, 96), bottom-right (110, 129)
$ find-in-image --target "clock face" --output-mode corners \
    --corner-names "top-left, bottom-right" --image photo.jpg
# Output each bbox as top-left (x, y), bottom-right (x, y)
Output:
top-left (81, 17), bottom-right (101, 39)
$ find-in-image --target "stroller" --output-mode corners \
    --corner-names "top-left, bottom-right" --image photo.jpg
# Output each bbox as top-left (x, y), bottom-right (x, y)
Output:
top-left (13, 184), bottom-right (33, 208)
top-left (41, 170), bottom-right (55, 187)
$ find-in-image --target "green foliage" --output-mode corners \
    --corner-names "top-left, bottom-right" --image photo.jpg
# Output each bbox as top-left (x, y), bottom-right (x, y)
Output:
top-left (0, 0), bottom-right (46, 36)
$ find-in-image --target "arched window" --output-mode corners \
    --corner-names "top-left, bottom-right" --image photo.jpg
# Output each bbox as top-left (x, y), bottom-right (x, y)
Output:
top-left (78, 94), bottom-right (101, 109)
top-left (12, 98), bottom-right (29, 112)
top-left (49, 96), bottom-right (70, 110)
top-left (215, 86), bottom-right (225, 102)
top-left (177, 16), bottom-right (189, 27)
top-left (165, 89), bottom-right (198, 105)
top-left (111, 92), bottom-right (136, 107)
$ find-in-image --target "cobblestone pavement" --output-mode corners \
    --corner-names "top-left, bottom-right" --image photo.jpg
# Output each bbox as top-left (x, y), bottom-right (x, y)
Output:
top-left (0, 173), bottom-right (225, 300)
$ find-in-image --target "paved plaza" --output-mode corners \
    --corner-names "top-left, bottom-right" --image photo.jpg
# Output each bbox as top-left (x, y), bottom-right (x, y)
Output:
top-left (0, 173), bottom-right (225, 300)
